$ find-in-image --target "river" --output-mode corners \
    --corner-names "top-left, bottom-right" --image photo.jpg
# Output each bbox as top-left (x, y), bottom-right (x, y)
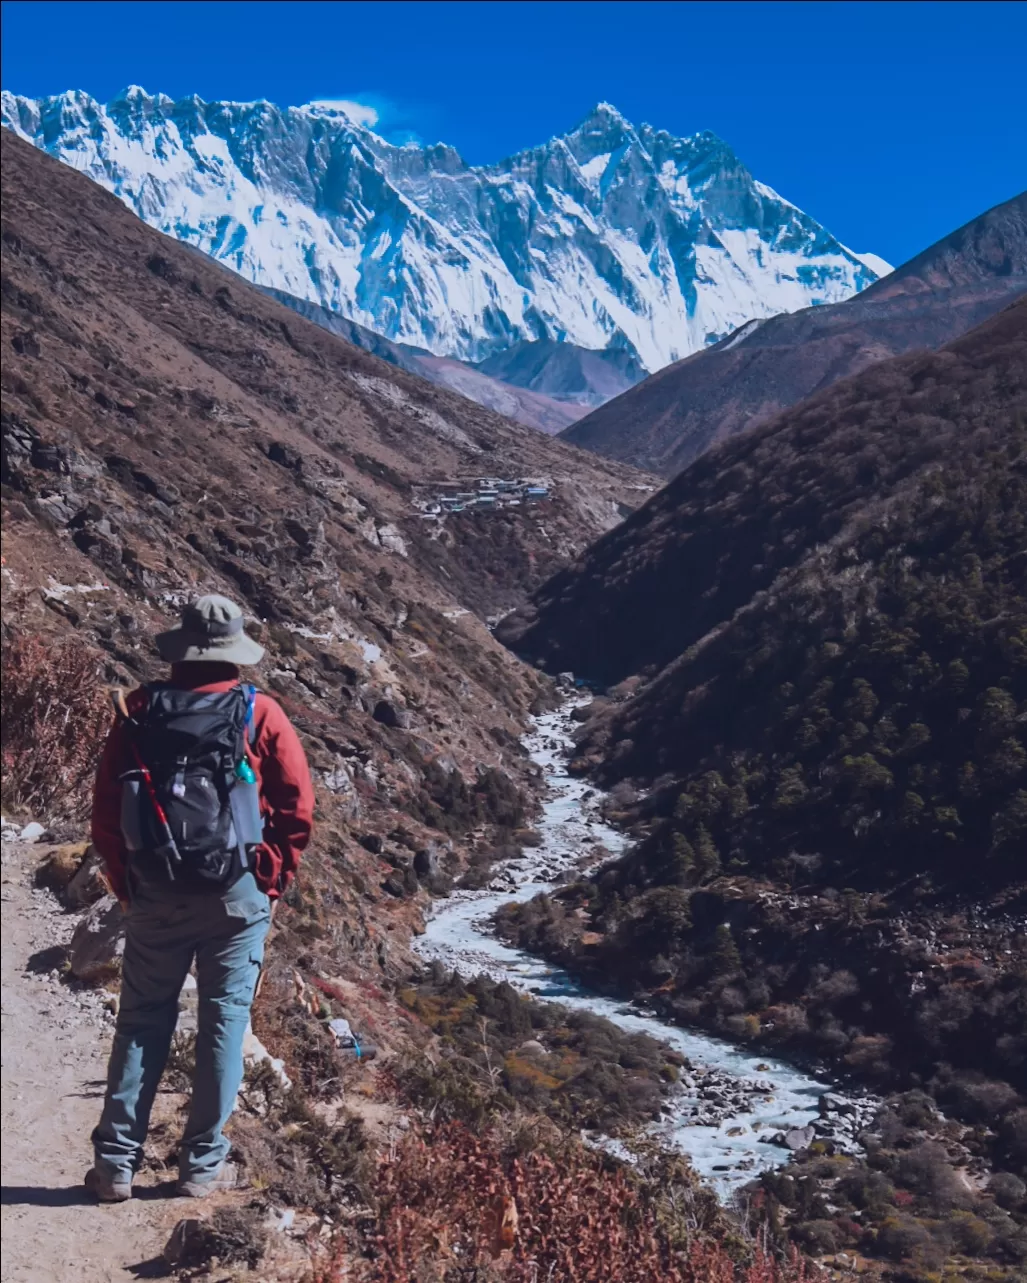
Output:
top-left (413, 702), bottom-right (873, 1198)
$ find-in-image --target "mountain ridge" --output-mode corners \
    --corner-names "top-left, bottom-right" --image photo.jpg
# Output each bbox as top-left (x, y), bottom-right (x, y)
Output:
top-left (559, 192), bottom-right (1027, 474)
top-left (1, 87), bottom-right (885, 376)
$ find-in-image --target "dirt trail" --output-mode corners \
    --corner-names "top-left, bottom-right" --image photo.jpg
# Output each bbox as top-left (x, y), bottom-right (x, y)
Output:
top-left (1, 836), bottom-right (176, 1282)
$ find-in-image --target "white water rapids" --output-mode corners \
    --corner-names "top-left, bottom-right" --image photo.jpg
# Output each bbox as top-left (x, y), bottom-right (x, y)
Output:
top-left (413, 705), bottom-right (870, 1198)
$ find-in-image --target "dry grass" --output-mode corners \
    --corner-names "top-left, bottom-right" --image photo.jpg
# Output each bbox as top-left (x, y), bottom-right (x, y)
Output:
top-left (315, 1120), bottom-right (823, 1283)
top-left (1, 633), bottom-right (112, 819)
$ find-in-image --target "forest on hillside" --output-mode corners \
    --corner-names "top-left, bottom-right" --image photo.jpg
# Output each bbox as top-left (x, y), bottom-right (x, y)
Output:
top-left (499, 299), bottom-right (1027, 1282)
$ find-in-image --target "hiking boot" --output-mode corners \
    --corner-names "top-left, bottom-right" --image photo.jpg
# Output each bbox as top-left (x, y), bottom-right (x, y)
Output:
top-left (84, 1166), bottom-right (132, 1202)
top-left (177, 1160), bottom-right (240, 1199)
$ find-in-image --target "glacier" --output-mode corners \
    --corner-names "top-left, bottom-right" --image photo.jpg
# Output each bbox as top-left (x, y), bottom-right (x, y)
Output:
top-left (1, 88), bottom-right (889, 373)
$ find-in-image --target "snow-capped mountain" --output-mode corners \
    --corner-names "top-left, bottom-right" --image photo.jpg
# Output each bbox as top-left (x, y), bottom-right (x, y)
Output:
top-left (1, 88), bottom-right (888, 371)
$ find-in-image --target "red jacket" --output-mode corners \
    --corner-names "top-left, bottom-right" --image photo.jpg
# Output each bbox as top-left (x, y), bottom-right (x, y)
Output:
top-left (91, 668), bottom-right (315, 901)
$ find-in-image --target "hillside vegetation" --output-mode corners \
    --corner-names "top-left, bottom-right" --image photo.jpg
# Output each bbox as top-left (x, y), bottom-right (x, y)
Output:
top-left (499, 299), bottom-right (1027, 1280)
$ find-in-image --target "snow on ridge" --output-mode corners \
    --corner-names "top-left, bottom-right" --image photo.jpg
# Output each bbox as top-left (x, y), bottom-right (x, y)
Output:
top-left (845, 248), bottom-right (894, 278)
top-left (0, 89), bottom-right (887, 372)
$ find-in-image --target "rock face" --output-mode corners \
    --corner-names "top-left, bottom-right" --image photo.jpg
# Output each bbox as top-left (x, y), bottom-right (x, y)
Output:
top-left (372, 700), bottom-right (412, 730)
top-left (1, 92), bottom-right (883, 375)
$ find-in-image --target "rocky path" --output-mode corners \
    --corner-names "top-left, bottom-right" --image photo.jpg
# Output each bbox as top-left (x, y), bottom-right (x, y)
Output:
top-left (1, 834), bottom-right (176, 1282)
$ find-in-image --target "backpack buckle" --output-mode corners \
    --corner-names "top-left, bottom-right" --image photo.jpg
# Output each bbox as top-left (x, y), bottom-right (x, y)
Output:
top-left (171, 757), bottom-right (188, 799)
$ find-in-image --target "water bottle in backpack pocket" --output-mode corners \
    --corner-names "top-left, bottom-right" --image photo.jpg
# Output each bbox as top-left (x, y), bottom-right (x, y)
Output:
top-left (118, 684), bottom-right (264, 890)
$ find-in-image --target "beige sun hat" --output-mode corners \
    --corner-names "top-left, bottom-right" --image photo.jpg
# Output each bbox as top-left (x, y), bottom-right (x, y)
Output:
top-left (155, 594), bottom-right (265, 665)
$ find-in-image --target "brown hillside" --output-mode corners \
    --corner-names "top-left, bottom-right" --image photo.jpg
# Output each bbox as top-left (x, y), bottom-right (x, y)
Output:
top-left (0, 125), bottom-right (651, 971)
top-left (561, 193), bottom-right (1027, 476)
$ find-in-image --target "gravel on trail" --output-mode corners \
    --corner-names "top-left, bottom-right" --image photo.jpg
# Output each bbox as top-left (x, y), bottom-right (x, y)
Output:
top-left (1, 832), bottom-right (177, 1282)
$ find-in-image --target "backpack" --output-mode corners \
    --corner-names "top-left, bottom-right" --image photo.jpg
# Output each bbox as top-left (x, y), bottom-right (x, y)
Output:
top-left (117, 683), bottom-right (265, 890)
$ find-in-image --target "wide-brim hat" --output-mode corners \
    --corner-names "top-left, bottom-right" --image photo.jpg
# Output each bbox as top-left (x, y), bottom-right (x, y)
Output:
top-left (155, 593), bottom-right (265, 665)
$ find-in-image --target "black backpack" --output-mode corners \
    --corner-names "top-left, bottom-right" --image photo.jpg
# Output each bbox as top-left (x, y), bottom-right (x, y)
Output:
top-left (118, 683), bottom-right (264, 890)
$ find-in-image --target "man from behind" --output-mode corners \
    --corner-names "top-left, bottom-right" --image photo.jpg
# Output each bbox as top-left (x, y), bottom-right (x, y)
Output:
top-left (86, 594), bottom-right (314, 1200)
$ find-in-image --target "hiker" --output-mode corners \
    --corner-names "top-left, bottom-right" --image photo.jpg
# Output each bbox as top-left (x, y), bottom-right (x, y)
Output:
top-left (85, 595), bottom-right (314, 1201)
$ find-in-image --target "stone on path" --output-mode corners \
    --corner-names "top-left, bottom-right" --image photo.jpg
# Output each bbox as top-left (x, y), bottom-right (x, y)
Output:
top-left (69, 894), bottom-right (125, 981)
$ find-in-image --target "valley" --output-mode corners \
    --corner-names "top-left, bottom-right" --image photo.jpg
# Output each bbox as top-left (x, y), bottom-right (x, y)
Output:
top-left (2, 74), bottom-right (1025, 1283)
top-left (416, 701), bottom-right (878, 1197)
top-left (497, 298), bottom-right (1027, 1276)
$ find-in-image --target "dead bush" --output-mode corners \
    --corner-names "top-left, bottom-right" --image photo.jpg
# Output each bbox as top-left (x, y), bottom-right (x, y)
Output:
top-left (316, 1120), bottom-right (823, 1283)
top-left (34, 843), bottom-right (89, 892)
top-left (1, 634), bottom-right (112, 819)
top-left (173, 1206), bottom-right (268, 1270)
top-left (163, 1031), bottom-right (197, 1093)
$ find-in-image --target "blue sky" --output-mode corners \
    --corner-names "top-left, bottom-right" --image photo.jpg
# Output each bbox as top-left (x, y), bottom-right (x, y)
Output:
top-left (2, 0), bottom-right (1023, 266)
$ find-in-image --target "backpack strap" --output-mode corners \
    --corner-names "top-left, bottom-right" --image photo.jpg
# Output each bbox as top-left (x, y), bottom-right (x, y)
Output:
top-left (243, 684), bottom-right (258, 747)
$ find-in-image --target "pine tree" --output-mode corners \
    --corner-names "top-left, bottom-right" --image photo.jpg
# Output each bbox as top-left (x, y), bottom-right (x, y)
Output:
top-left (693, 826), bottom-right (721, 881)
top-left (711, 923), bottom-right (741, 975)
top-left (669, 832), bottom-right (695, 883)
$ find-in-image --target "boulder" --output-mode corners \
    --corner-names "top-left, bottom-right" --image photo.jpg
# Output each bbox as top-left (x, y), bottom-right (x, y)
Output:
top-left (819, 1092), bottom-right (856, 1117)
top-left (69, 895), bottom-right (125, 982)
top-left (783, 1125), bottom-right (817, 1151)
top-left (66, 845), bottom-right (109, 907)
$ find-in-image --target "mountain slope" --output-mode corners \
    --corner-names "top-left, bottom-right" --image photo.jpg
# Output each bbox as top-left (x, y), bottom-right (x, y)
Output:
top-left (561, 193), bottom-right (1027, 475)
top-left (475, 339), bottom-right (647, 409)
top-left (263, 287), bottom-right (585, 433)
top-left (0, 126), bottom-right (655, 891)
top-left (496, 302), bottom-right (1027, 1275)
top-left (1, 90), bottom-right (884, 374)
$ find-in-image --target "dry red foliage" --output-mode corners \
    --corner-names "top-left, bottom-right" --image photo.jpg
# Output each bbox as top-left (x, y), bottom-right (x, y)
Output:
top-left (318, 1121), bottom-right (822, 1283)
top-left (0, 633), bottom-right (112, 819)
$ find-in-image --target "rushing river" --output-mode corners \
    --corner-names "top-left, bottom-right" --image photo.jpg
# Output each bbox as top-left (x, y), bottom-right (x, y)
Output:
top-left (413, 703), bottom-right (871, 1198)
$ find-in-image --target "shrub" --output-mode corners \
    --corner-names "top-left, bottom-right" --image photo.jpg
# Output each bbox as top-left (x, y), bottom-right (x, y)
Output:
top-left (172, 1207), bottom-right (268, 1270)
top-left (874, 1214), bottom-right (933, 1262)
top-left (988, 1171), bottom-right (1026, 1210)
top-left (896, 1142), bottom-right (973, 1211)
top-left (0, 633), bottom-right (112, 819)
top-left (316, 1121), bottom-right (824, 1283)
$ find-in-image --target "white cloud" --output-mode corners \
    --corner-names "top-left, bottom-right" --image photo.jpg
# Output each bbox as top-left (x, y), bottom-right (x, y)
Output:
top-left (306, 99), bottom-right (379, 128)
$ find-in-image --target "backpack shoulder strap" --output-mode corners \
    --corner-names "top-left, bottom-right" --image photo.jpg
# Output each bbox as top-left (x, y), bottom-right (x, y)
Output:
top-left (244, 684), bottom-right (259, 747)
